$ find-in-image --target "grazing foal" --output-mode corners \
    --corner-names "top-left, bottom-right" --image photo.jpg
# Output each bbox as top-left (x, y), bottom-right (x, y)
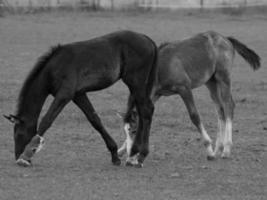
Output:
top-left (119, 31), bottom-right (261, 161)
top-left (4, 30), bottom-right (157, 167)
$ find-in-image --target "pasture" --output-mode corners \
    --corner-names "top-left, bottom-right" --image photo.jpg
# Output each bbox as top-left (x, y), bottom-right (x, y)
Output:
top-left (0, 11), bottom-right (266, 200)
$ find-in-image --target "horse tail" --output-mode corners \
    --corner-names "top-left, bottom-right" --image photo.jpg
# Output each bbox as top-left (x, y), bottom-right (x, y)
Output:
top-left (144, 35), bottom-right (158, 96)
top-left (227, 37), bottom-right (261, 70)
top-left (123, 35), bottom-right (157, 123)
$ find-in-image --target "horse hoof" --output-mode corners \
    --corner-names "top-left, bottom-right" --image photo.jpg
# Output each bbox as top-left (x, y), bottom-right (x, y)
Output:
top-left (16, 158), bottom-right (32, 167)
top-left (207, 155), bottom-right (216, 161)
top-left (125, 161), bottom-right (134, 167)
top-left (221, 153), bottom-right (231, 159)
top-left (112, 157), bottom-right (121, 166)
top-left (221, 149), bottom-right (231, 159)
top-left (134, 162), bottom-right (143, 168)
top-left (125, 161), bottom-right (143, 168)
top-left (117, 150), bottom-right (125, 158)
top-left (130, 145), bottom-right (139, 157)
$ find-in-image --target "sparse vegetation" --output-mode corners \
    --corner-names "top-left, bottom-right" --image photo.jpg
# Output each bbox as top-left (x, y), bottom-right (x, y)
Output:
top-left (0, 10), bottom-right (266, 200)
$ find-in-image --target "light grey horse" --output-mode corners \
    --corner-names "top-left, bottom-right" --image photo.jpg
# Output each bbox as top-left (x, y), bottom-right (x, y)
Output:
top-left (119, 31), bottom-right (261, 164)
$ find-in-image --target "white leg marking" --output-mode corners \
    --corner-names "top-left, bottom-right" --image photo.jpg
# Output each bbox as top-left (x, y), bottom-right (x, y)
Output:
top-left (118, 123), bottom-right (131, 157)
top-left (200, 124), bottom-right (214, 158)
top-left (214, 118), bottom-right (224, 156)
top-left (118, 140), bottom-right (127, 157)
top-left (16, 135), bottom-right (44, 167)
top-left (124, 123), bottom-right (134, 157)
top-left (222, 118), bottom-right (232, 158)
top-left (126, 153), bottom-right (139, 165)
top-left (16, 158), bottom-right (31, 167)
top-left (123, 123), bottom-right (141, 166)
top-left (34, 135), bottom-right (44, 153)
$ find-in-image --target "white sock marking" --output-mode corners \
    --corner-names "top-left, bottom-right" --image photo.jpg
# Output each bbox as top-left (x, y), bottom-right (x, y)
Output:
top-left (200, 124), bottom-right (214, 157)
top-left (126, 153), bottom-right (142, 167)
top-left (124, 123), bottom-right (134, 156)
top-left (222, 118), bottom-right (232, 157)
top-left (214, 118), bottom-right (224, 155)
top-left (118, 141), bottom-right (127, 156)
top-left (16, 158), bottom-right (31, 166)
top-left (34, 135), bottom-right (44, 153)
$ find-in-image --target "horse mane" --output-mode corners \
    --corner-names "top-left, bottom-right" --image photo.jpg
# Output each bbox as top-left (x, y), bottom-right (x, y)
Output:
top-left (16, 45), bottom-right (61, 115)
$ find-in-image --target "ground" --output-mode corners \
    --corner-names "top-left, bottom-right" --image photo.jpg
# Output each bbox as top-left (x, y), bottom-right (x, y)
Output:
top-left (0, 11), bottom-right (266, 200)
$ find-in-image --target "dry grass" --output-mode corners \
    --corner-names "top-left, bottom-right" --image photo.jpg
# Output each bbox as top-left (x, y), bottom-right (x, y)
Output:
top-left (0, 11), bottom-right (266, 200)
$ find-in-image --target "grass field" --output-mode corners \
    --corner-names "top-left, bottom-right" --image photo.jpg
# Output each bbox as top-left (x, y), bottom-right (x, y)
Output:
top-left (0, 11), bottom-right (266, 200)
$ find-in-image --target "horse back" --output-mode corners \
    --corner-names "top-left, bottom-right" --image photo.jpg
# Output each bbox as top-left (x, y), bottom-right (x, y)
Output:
top-left (108, 31), bottom-right (158, 95)
top-left (157, 31), bottom-right (232, 89)
top-left (44, 30), bottom-right (157, 95)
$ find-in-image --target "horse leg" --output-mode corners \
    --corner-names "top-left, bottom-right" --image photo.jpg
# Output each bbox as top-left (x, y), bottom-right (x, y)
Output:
top-left (17, 89), bottom-right (73, 165)
top-left (215, 73), bottom-right (235, 158)
top-left (121, 93), bottom-right (159, 160)
top-left (178, 86), bottom-right (215, 160)
top-left (123, 123), bottom-right (134, 157)
top-left (72, 93), bottom-right (121, 166)
top-left (117, 140), bottom-right (127, 157)
top-left (120, 94), bottom-right (139, 166)
top-left (206, 79), bottom-right (225, 157)
top-left (121, 95), bottom-right (136, 157)
top-left (125, 92), bottom-right (154, 167)
top-left (135, 97), bottom-right (154, 166)
top-left (117, 123), bottom-right (132, 157)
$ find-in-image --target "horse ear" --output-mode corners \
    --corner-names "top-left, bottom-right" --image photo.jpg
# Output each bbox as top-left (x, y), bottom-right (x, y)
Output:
top-left (3, 114), bottom-right (22, 124)
top-left (115, 111), bottom-right (125, 119)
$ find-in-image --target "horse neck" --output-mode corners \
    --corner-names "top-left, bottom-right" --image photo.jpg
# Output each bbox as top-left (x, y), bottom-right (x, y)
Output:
top-left (16, 76), bottom-right (49, 127)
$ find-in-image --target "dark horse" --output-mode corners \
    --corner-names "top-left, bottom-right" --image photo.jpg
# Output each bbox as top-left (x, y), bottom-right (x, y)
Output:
top-left (119, 31), bottom-right (261, 161)
top-left (4, 30), bottom-right (157, 167)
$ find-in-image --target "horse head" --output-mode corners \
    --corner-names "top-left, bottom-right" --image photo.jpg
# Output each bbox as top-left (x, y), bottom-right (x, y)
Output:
top-left (4, 114), bottom-right (38, 163)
